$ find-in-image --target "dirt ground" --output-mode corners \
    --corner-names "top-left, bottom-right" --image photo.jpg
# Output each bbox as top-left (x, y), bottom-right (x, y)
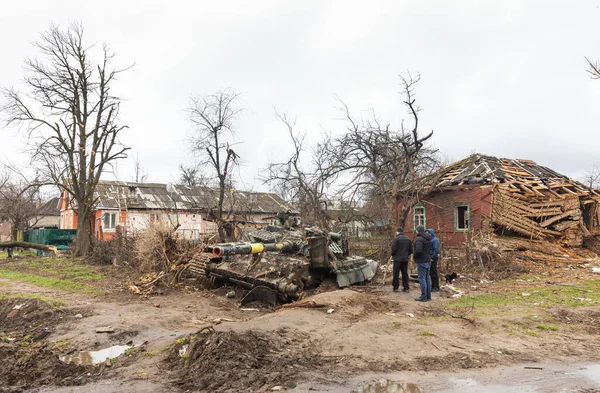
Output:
top-left (1, 247), bottom-right (600, 393)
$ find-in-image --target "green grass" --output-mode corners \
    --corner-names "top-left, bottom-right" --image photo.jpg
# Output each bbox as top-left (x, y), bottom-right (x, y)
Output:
top-left (449, 279), bottom-right (600, 314)
top-left (0, 293), bottom-right (66, 306)
top-left (0, 270), bottom-right (103, 294)
top-left (536, 324), bottom-right (558, 331)
top-left (523, 329), bottom-right (540, 337)
top-left (419, 330), bottom-right (435, 336)
top-left (0, 257), bottom-right (104, 294)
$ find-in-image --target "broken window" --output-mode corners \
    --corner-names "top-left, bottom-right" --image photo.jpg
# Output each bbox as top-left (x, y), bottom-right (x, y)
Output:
top-left (104, 212), bottom-right (117, 230)
top-left (455, 204), bottom-right (470, 232)
top-left (413, 204), bottom-right (426, 230)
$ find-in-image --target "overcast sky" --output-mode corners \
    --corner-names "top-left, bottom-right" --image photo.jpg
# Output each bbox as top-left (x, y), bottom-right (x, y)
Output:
top-left (2, 0), bottom-right (600, 192)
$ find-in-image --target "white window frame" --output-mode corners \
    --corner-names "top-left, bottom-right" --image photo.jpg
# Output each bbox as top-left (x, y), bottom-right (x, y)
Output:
top-left (103, 212), bottom-right (117, 231)
top-left (413, 204), bottom-right (426, 231)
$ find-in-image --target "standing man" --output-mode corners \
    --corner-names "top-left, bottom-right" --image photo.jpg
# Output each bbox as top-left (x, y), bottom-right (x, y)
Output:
top-left (427, 228), bottom-right (440, 292)
top-left (413, 225), bottom-right (432, 302)
top-left (391, 226), bottom-right (413, 292)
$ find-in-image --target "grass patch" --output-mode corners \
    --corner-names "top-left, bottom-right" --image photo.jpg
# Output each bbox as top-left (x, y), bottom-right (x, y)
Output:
top-left (0, 293), bottom-right (66, 306)
top-left (419, 330), bottom-right (435, 336)
top-left (0, 270), bottom-right (103, 294)
top-left (143, 350), bottom-right (157, 357)
top-left (449, 279), bottom-right (600, 314)
top-left (1, 257), bottom-right (104, 281)
top-left (523, 329), bottom-right (540, 337)
top-left (536, 324), bottom-right (558, 331)
top-left (0, 257), bottom-right (105, 294)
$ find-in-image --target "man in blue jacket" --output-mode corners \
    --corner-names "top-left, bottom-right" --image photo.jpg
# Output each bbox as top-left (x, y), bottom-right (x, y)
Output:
top-left (413, 225), bottom-right (432, 302)
top-left (427, 229), bottom-right (440, 292)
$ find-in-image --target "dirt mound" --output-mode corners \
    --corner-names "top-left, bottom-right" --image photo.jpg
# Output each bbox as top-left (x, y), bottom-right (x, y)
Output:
top-left (285, 289), bottom-right (399, 321)
top-left (165, 327), bottom-right (327, 392)
top-left (0, 298), bottom-right (67, 335)
top-left (552, 307), bottom-right (600, 332)
top-left (0, 299), bottom-right (96, 392)
top-left (0, 343), bottom-right (91, 393)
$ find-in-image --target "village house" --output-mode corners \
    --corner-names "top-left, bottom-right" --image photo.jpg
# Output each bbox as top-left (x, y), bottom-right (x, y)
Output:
top-left (31, 197), bottom-right (60, 229)
top-left (400, 154), bottom-right (600, 247)
top-left (59, 181), bottom-right (296, 240)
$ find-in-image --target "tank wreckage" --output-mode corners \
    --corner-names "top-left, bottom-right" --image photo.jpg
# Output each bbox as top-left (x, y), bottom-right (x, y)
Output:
top-left (200, 226), bottom-right (378, 305)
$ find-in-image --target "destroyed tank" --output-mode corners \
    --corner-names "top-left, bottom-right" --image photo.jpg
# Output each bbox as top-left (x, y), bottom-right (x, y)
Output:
top-left (199, 226), bottom-right (378, 304)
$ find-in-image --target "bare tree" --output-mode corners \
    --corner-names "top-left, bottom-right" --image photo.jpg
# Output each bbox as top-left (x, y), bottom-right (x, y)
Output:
top-left (0, 22), bottom-right (131, 255)
top-left (582, 165), bottom-right (600, 190)
top-left (0, 170), bottom-right (41, 240)
top-left (133, 154), bottom-right (148, 183)
top-left (264, 112), bottom-right (337, 229)
top-left (332, 74), bottom-right (440, 228)
top-left (188, 89), bottom-right (241, 241)
top-left (178, 164), bottom-right (207, 187)
top-left (586, 57), bottom-right (600, 79)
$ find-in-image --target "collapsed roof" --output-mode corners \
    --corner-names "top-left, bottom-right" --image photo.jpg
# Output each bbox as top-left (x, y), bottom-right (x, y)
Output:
top-left (433, 154), bottom-right (600, 200)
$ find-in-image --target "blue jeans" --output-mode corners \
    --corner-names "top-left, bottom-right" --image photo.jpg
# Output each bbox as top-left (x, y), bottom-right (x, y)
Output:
top-left (417, 262), bottom-right (431, 300)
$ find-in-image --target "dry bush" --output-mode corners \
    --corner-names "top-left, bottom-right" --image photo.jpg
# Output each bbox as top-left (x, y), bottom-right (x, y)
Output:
top-left (456, 232), bottom-right (526, 280)
top-left (87, 227), bottom-right (135, 266)
top-left (133, 221), bottom-right (202, 286)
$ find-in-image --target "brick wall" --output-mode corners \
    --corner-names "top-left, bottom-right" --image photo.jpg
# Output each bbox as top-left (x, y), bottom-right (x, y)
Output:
top-left (400, 186), bottom-right (493, 247)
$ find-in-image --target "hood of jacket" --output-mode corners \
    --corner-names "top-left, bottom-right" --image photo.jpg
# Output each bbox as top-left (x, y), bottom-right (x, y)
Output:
top-left (417, 230), bottom-right (431, 241)
top-left (427, 228), bottom-right (436, 238)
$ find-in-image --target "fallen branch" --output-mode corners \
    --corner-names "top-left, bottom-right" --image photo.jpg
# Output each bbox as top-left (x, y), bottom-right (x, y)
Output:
top-left (0, 241), bottom-right (59, 256)
top-left (281, 300), bottom-right (327, 309)
top-left (441, 301), bottom-right (476, 324)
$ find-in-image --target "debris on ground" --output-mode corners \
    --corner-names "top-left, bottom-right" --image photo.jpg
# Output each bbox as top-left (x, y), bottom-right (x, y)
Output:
top-left (164, 328), bottom-right (326, 392)
top-left (0, 299), bottom-right (97, 391)
top-left (440, 285), bottom-right (463, 299)
top-left (95, 326), bottom-right (115, 333)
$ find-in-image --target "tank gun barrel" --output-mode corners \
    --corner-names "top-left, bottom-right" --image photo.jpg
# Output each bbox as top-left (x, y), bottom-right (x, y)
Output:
top-left (205, 241), bottom-right (295, 257)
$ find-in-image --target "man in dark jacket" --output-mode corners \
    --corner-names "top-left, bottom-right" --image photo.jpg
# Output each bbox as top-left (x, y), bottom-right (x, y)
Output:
top-left (427, 228), bottom-right (440, 292)
top-left (413, 225), bottom-right (432, 302)
top-left (391, 226), bottom-right (413, 292)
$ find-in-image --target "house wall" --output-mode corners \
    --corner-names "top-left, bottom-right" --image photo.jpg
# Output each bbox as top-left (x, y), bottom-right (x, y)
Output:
top-left (32, 215), bottom-right (60, 229)
top-left (401, 186), bottom-right (493, 248)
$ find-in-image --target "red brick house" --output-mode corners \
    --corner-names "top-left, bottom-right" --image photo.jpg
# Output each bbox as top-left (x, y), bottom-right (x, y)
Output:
top-left (400, 154), bottom-right (600, 247)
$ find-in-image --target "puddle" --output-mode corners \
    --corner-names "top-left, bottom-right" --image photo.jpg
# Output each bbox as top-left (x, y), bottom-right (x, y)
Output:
top-left (577, 364), bottom-right (600, 385)
top-left (445, 377), bottom-right (533, 393)
top-left (59, 344), bottom-right (132, 366)
top-left (352, 379), bottom-right (424, 393)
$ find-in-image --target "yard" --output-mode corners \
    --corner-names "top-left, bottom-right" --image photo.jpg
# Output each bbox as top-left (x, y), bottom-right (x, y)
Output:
top-left (1, 248), bottom-right (599, 392)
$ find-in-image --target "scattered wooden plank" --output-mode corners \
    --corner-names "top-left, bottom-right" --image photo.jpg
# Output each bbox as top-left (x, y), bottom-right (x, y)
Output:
top-left (539, 209), bottom-right (579, 228)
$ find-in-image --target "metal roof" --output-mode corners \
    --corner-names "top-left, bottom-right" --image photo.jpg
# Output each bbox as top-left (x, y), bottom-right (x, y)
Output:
top-left (92, 181), bottom-right (297, 214)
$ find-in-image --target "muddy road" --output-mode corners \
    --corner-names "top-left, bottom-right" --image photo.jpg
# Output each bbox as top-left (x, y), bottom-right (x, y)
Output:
top-left (1, 254), bottom-right (600, 392)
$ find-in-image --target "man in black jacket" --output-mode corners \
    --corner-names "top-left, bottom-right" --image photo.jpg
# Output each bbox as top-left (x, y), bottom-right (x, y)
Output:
top-left (413, 225), bottom-right (432, 302)
top-left (391, 226), bottom-right (413, 292)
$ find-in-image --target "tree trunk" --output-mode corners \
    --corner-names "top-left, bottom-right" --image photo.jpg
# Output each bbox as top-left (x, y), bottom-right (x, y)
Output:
top-left (0, 241), bottom-right (59, 256)
top-left (74, 207), bottom-right (92, 256)
top-left (217, 177), bottom-right (227, 242)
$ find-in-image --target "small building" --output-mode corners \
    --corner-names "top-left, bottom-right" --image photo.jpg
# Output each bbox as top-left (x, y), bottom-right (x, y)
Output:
top-left (400, 154), bottom-right (600, 247)
top-left (31, 197), bottom-right (60, 229)
top-left (59, 181), bottom-right (296, 240)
